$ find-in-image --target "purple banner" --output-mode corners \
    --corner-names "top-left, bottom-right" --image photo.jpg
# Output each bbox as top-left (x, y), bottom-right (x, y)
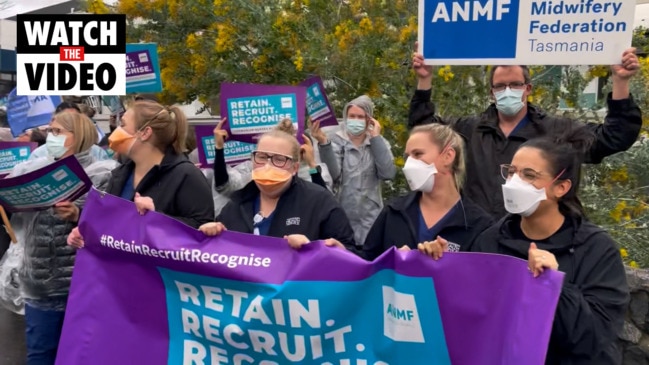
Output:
top-left (300, 76), bottom-right (338, 127)
top-left (57, 190), bottom-right (564, 365)
top-left (194, 124), bottom-right (256, 169)
top-left (219, 83), bottom-right (307, 144)
top-left (0, 155), bottom-right (92, 212)
top-left (0, 141), bottom-right (38, 177)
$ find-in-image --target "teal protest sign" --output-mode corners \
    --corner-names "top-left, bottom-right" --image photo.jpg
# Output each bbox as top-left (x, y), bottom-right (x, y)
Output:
top-left (0, 142), bottom-right (38, 176)
top-left (0, 156), bottom-right (92, 212)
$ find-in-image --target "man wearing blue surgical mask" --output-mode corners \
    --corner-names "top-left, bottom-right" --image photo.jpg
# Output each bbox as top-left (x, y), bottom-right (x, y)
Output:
top-left (408, 44), bottom-right (642, 219)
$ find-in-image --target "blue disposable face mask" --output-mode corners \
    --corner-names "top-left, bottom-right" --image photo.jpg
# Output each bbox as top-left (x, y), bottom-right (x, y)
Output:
top-left (46, 133), bottom-right (68, 159)
top-left (345, 118), bottom-right (366, 136)
top-left (494, 87), bottom-right (525, 116)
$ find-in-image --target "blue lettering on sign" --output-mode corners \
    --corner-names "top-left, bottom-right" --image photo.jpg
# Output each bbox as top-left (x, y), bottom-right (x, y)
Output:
top-left (423, 0), bottom-right (520, 59)
top-left (158, 268), bottom-right (451, 365)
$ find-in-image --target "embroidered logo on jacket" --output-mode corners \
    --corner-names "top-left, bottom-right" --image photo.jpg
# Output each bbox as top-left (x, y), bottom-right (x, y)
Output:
top-left (286, 217), bottom-right (300, 226)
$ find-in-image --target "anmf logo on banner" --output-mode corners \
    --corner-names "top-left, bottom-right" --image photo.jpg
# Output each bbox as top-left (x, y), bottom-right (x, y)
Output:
top-left (16, 14), bottom-right (126, 96)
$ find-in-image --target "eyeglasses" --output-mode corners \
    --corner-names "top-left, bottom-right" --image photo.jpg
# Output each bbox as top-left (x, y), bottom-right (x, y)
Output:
top-left (347, 113), bottom-right (366, 119)
top-left (46, 127), bottom-right (69, 136)
top-left (491, 82), bottom-right (527, 92)
top-left (500, 164), bottom-right (546, 184)
top-left (252, 151), bottom-right (293, 168)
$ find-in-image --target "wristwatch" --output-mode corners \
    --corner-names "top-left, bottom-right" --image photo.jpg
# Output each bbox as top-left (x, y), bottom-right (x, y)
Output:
top-left (309, 166), bottom-right (322, 175)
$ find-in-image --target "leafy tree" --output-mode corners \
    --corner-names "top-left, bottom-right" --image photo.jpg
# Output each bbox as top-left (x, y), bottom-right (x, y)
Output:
top-left (91, 1), bottom-right (649, 265)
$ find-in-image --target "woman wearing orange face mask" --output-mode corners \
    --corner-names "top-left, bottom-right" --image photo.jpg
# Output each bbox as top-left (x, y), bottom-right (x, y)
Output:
top-left (199, 130), bottom-right (356, 251)
top-left (67, 101), bottom-right (214, 250)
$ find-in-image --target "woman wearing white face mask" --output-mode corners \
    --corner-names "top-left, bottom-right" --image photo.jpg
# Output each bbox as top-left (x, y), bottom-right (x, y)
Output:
top-left (363, 124), bottom-right (492, 261)
top-left (8, 112), bottom-right (117, 365)
top-left (470, 126), bottom-right (628, 364)
top-left (311, 95), bottom-right (396, 248)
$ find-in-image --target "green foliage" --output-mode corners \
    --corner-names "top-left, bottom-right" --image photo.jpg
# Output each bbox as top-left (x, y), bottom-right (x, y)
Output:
top-left (98, 1), bottom-right (649, 265)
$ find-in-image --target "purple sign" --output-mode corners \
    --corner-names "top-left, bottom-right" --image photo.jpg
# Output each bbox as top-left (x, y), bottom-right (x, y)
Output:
top-left (56, 190), bottom-right (564, 365)
top-left (0, 141), bottom-right (38, 177)
top-left (194, 125), bottom-right (255, 168)
top-left (0, 155), bottom-right (92, 212)
top-left (300, 76), bottom-right (338, 127)
top-left (220, 83), bottom-right (307, 144)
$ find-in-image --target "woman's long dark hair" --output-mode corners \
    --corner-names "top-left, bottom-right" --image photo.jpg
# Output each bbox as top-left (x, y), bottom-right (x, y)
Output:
top-left (520, 122), bottom-right (596, 218)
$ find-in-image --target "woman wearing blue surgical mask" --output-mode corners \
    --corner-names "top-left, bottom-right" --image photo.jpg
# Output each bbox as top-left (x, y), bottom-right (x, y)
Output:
top-left (363, 124), bottom-right (492, 261)
top-left (311, 95), bottom-right (397, 247)
top-left (466, 126), bottom-right (628, 364)
top-left (7, 112), bottom-right (118, 365)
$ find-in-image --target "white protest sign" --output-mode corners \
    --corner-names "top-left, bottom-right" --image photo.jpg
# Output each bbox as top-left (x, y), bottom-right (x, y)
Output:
top-left (418, 0), bottom-right (636, 65)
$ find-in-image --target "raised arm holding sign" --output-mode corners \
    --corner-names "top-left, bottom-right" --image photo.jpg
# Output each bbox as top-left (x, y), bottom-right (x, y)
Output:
top-left (408, 43), bottom-right (642, 219)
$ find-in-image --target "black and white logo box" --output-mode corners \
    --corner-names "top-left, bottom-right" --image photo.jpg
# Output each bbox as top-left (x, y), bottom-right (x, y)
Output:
top-left (16, 14), bottom-right (126, 96)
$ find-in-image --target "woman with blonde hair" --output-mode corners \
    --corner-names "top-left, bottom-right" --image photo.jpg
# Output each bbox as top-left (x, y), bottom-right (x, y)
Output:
top-left (363, 123), bottom-right (493, 260)
top-left (67, 100), bottom-right (214, 256)
top-left (9, 111), bottom-right (118, 365)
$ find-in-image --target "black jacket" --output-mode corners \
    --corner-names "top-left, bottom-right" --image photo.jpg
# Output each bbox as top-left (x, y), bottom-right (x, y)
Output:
top-left (106, 150), bottom-right (214, 229)
top-left (408, 90), bottom-right (642, 218)
top-left (471, 215), bottom-right (629, 365)
top-left (363, 192), bottom-right (493, 261)
top-left (217, 178), bottom-right (356, 249)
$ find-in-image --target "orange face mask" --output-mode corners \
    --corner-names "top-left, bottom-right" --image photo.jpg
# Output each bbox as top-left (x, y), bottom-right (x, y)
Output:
top-left (108, 127), bottom-right (136, 156)
top-left (252, 165), bottom-right (293, 192)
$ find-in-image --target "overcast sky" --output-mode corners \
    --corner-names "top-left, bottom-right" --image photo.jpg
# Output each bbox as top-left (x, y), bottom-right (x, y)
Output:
top-left (1, 1), bottom-right (649, 26)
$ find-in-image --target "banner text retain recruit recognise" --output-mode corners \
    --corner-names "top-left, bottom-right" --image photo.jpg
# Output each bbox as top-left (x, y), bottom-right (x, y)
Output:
top-left (99, 234), bottom-right (272, 269)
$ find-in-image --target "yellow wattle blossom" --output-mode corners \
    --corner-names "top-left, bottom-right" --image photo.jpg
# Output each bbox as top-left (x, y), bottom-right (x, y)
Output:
top-left (394, 156), bottom-right (405, 168)
top-left (610, 200), bottom-right (627, 223)
top-left (185, 34), bottom-right (199, 49)
top-left (215, 23), bottom-right (236, 53)
top-left (587, 65), bottom-right (609, 79)
top-left (610, 167), bottom-right (629, 183)
top-left (252, 54), bottom-right (269, 75)
top-left (399, 16), bottom-right (417, 43)
top-left (359, 17), bottom-right (373, 35)
top-left (87, 0), bottom-right (109, 14)
top-left (630, 261), bottom-right (639, 269)
top-left (437, 65), bottom-right (454, 82)
top-left (620, 248), bottom-right (628, 258)
top-left (293, 50), bottom-right (304, 72)
top-left (368, 82), bottom-right (381, 98)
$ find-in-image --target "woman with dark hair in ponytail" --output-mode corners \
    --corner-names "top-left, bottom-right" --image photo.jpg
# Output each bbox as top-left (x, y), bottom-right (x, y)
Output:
top-left (467, 125), bottom-right (629, 364)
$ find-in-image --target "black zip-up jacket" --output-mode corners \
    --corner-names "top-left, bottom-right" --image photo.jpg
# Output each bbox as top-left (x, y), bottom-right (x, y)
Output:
top-left (363, 192), bottom-right (494, 261)
top-left (408, 89), bottom-right (642, 218)
top-left (217, 178), bottom-right (356, 250)
top-left (106, 149), bottom-right (214, 229)
top-left (471, 215), bottom-right (629, 365)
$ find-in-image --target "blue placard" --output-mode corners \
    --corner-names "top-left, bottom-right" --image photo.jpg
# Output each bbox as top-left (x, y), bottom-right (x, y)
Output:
top-left (6, 89), bottom-right (61, 137)
top-left (126, 43), bottom-right (163, 94)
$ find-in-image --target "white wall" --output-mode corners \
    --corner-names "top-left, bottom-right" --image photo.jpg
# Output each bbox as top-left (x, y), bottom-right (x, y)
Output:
top-left (0, 19), bottom-right (16, 50)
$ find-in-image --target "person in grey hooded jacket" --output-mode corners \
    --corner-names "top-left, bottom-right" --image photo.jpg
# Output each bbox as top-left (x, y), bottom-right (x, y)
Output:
top-left (311, 95), bottom-right (397, 247)
top-left (10, 112), bottom-right (118, 365)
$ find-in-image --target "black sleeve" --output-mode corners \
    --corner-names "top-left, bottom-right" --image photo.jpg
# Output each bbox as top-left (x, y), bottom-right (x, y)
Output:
top-left (212, 148), bottom-right (229, 189)
top-left (583, 94), bottom-right (642, 164)
top-left (317, 197), bottom-right (359, 256)
top-left (362, 208), bottom-right (388, 261)
top-left (170, 169), bottom-right (215, 229)
top-left (309, 171), bottom-right (327, 189)
top-left (408, 89), bottom-right (437, 130)
top-left (550, 232), bottom-right (629, 357)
